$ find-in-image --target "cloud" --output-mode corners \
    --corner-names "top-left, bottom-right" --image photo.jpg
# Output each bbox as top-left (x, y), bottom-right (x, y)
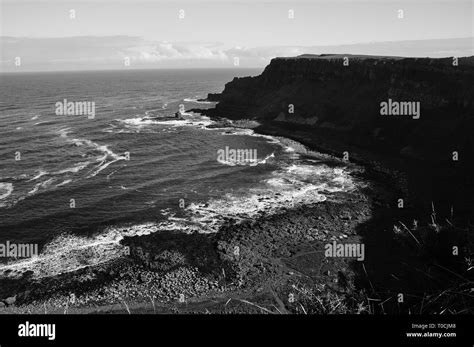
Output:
top-left (0, 36), bottom-right (236, 70)
top-left (1, 36), bottom-right (472, 72)
top-left (126, 41), bottom-right (229, 62)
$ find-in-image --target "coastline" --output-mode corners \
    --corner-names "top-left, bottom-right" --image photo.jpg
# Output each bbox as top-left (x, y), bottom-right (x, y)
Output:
top-left (0, 187), bottom-right (376, 314)
top-left (0, 115), bottom-right (379, 314)
top-left (1, 110), bottom-right (472, 315)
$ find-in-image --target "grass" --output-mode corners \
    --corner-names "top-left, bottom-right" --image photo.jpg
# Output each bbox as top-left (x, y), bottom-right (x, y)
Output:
top-left (285, 282), bottom-right (369, 314)
top-left (385, 203), bottom-right (474, 314)
top-left (275, 202), bottom-right (473, 315)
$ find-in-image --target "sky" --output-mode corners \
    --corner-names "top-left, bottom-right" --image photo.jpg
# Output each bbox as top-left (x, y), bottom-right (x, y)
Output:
top-left (0, 0), bottom-right (473, 72)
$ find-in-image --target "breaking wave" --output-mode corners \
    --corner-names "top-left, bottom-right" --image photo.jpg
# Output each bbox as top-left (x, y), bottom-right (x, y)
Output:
top-left (183, 97), bottom-right (213, 104)
top-left (58, 128), bottom-right (127, 178)
top-left (0, 182), bottom-right (14, 203)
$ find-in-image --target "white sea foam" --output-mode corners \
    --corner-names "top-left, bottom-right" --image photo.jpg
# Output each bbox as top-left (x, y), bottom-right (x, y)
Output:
top-left (34, 121), bottom-right (51, 126)
top-left (121, 117), bottom-right (158, 127)
top-left (0, 156), bottom-right (356, 279)
top-left (0, 182), bottom-right (14, 200)
top-left (106, 167), bottom-right (122, 180)
top-left (87, 158), bottom-right (124, 178)
top-left (260, 152), bottom-right (275, 164)
top-left (118, 114), bottom-right (214, 129)
top-left (183, 98), bottom-right (213, 104)
top-left (187, 161), bottom-right (352, 232)
top-left (54, 161), bottom-right (90, 175)
top-left (217, 151), bottom-right (275, 167)
top-left (28, 178), bottom-right (54, 195)
top-left (0, 231), bottom-right (127, 279)
top-left (0, 222), bottom-right (174, 279)
top-left (0, 173), bottom-right (27, 181)
top-left (56, 179), bottom-right (72, 187)
top-left (59, 128), bottom-right (127, 178)
top-left (29, 170), bottom-right (49, 181)
top-left (144, 109), bottom-right (163, 117)
top-left (146, 160), bottom-right (355, 234)
top-left (220, 128), bottom-right (282, 145)
top-left (2, 128), bottom-right (126, 205)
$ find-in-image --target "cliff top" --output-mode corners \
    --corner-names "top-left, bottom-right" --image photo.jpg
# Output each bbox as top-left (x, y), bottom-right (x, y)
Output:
top-left (272, 53), bottom-right (474, 66)
top-left (286, 54), bottom-right (405, 60)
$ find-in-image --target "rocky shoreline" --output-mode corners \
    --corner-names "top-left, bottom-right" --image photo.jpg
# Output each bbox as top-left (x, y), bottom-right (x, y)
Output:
top-left (1, 54), bottom-right (472, 314)
top-left (0, 128), bottom-right (385, 314)
top-left (1, 119), bottom-right (471, 314)
top-left (0, 185), bottom-right (378, 314)
top-left (1, 106), bottom-right (472, 314)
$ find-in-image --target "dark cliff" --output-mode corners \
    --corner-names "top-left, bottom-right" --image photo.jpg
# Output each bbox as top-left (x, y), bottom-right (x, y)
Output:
top-left (205, 54), bottom-right (474, 165)
top-left (198, 54), bottom-right (474, 314)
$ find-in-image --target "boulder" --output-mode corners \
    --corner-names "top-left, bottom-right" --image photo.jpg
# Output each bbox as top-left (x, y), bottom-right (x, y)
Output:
top-left (5, 296), bottom-right (16, 306)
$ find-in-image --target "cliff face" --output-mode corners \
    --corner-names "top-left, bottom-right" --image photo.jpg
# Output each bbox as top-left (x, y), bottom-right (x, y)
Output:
top-left (207, 54), bottom-right (474, 163)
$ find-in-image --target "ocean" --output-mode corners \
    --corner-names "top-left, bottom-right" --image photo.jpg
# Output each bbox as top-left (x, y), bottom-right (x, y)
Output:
top-left (0, 69), bottom-right (354, 280)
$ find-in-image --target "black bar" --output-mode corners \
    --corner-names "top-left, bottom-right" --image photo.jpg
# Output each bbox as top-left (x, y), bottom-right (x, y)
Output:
top-left (0, 315), bottom-right (472, 346)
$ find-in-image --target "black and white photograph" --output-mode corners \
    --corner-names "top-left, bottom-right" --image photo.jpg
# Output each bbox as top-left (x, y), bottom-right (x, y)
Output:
top-left (0, 0), bottom-right (473, 345)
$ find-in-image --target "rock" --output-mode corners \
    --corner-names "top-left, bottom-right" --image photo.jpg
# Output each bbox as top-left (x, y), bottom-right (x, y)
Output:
top-left (340, 212), bottom-right (352, 220)
top-left (0, 302), bottom-right (5, 308)
top-left (206, 93), bottom-right (221, 102)
top-left (18, 290), bottom-right (31, 301)
top-left (5, 296), bottom-right (16, 306)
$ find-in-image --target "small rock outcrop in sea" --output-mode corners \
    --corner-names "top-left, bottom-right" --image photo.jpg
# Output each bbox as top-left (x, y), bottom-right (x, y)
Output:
top-left (149, 112), bottom-right (185, 122)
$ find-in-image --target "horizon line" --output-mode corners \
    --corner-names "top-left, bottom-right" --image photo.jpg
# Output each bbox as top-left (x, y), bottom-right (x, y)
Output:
top-left (0, 66), bottom-right (265, 75)
top-left (3, 53), bottom-right (474, 74)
